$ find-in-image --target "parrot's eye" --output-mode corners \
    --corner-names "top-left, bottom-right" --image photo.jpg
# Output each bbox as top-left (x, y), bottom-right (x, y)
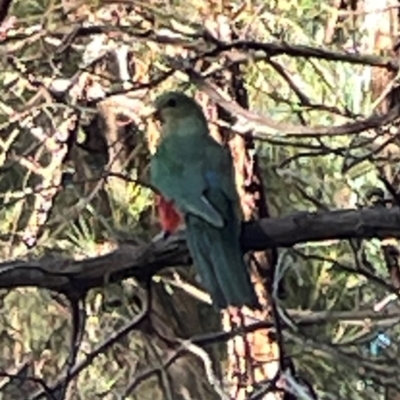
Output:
top-left (166, 98), bottom-right (177, 108)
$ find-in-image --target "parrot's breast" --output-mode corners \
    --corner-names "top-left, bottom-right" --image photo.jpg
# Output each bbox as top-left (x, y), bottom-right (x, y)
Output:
top-left (155, 194), bottom-right (182, 234)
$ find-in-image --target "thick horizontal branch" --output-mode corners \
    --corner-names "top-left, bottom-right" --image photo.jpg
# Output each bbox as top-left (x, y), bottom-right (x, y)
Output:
top-left (241, 206), bottom-right (400, 251)
top-left (0, 207), bottom-right (399, 293)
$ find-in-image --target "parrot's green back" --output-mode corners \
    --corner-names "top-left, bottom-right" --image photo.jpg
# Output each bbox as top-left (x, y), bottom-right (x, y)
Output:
top-left (150, 91), bottom-right (259, 310)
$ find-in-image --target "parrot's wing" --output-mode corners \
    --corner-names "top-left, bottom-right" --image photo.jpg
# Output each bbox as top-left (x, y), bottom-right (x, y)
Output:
top-left (150, 143), bottom-right (225, 228)
top-left (186, 136), bottom-right (259, 309)
top-left (202, 136), bottom-right (242, 221)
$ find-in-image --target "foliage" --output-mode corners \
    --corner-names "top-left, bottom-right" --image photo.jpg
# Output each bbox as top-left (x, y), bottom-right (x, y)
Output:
top-left (0, 0), bottom-right (398, 399)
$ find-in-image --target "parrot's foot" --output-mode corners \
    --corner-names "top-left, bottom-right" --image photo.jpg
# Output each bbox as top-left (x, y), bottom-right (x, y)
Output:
top-left (151, 230), bottom-right (170, 242)
top-left (151, 225), bottom-right (186, 243)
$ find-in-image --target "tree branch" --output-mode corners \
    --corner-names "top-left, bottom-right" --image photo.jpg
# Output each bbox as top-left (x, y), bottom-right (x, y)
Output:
top-left (180, 65), bottom-right (400, 137)
top-left (241, 206), bottom-right (400, 251)
top-left (1, 207), bottom-right (400, 293)
top-left (0, 0), bottom-right (12, 24)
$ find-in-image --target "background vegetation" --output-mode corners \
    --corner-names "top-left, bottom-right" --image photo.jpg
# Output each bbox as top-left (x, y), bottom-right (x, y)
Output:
top-left (0, 0), bottom-right (399, 399)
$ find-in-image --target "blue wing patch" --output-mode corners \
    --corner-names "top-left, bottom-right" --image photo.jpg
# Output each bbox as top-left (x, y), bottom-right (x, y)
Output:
top-left (205, 170), bottom-right (220, 187)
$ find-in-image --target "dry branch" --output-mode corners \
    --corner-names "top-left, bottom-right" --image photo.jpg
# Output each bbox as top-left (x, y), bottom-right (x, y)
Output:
top-left (0, 207), bottom-right (399, 294)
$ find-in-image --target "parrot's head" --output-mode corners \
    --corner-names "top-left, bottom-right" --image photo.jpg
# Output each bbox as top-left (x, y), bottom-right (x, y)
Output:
top-left (152, 91), bottom-right (208, 133)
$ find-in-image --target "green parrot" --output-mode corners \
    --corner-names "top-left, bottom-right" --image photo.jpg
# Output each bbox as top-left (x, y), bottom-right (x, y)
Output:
top-left (150, 91), bottom-right (260, 310)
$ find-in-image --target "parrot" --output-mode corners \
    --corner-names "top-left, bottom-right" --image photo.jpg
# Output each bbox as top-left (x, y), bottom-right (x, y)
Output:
top-left (154, 193), bottom-right (183, 236)
top-left (149, 91), bottom-right (260, 310)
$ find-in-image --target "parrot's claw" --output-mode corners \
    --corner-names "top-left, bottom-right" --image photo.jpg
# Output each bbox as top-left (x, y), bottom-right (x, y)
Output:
top-left (151, 230), bottom-right (171, 242)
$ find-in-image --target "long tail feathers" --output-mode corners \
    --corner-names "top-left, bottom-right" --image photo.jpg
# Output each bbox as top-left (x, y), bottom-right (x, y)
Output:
top-left (185, 214), bottom-right (260, 310)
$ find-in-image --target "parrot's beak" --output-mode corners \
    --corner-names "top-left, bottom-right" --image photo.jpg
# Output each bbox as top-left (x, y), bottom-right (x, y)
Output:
top-left (140, 105), bottom-right (157, 119)
top-left (140, 105), bottom-right (162, 122)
